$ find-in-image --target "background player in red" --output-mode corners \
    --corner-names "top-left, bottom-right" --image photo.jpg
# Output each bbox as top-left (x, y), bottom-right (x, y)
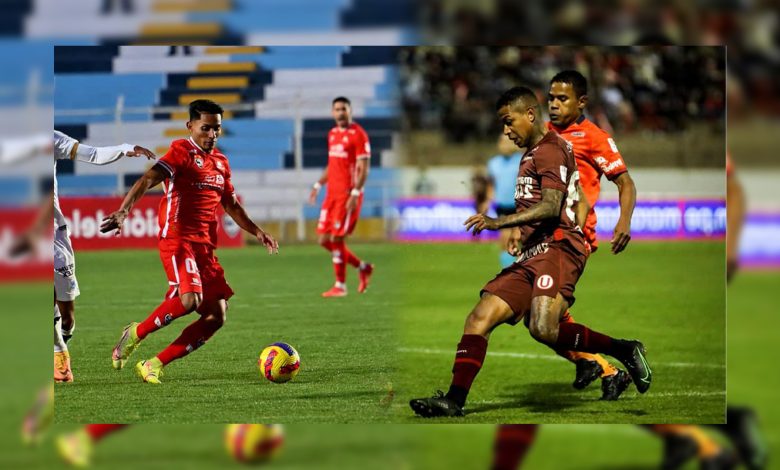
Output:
top-left (308, 96), bottom-right (374, 297)
top-left (102, 99), bottom-right (278, 384)
top-left (409, 87), bottom-right (651, 418)
top-left (527, 70), bottom-right (639, 399)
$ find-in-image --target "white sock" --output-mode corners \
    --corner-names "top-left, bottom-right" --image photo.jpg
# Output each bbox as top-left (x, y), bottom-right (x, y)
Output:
top-left (335, 282), bottom-right (346, 290)
top-left (54, 305), bottom-right (67, 353)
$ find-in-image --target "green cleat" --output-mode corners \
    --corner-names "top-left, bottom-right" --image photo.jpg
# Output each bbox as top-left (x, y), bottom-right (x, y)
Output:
top-left (111, 323), bottom-right (140, 370)
top-left (135, 358), bottom-right (164, 384)
top-left (56, 428), bottom-right (92, 468)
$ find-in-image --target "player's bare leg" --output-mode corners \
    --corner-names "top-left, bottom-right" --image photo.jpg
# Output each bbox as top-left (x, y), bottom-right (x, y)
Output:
top-left (526, 293), bottom-right (652, 394)
top-left (112, 291), bottom-right (199, 370)
top-left (492, 424), bottom-right (539, 470)
top-left (410, 292), bottom-right (515, 417)
top-left (136, 296), bottom-right (224, 384)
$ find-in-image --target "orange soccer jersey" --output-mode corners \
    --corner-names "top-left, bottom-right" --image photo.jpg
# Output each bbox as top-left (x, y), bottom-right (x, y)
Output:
top-left (547, 116), bottom-right (627, 249)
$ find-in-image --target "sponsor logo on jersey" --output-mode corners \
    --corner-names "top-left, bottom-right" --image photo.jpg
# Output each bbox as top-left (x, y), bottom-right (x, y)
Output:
top-left (607, 137), bottom-right (619, 153)
top-left (571, 131), bottom-right (586, 137)
top-left (516, 243), bottom-right (549, 263)
top-left (595, 156), bottom-right (624, 173)
top-left (536, 274), bottom-right (554, 289)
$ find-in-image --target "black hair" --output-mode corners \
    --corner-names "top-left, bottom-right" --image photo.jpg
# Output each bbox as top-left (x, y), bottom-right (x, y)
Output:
top-left (189, 99), bottom-right (224, 121)
top-left (332, 96), bottom-right (351, 106)
top-left (550, 70), bottom-right (588, 98)
top-left (495, 86), bottom-right (539, 111)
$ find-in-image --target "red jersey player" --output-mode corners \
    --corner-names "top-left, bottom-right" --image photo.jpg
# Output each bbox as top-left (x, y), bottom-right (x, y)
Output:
top-left (524, 70), bottom-right (638, 399)
top-left (308, 96), bottom-right (374, 297)
top-left (409, 87), bottom-right (651, 418)
top-left (101, 99), bottom-right (278, 384)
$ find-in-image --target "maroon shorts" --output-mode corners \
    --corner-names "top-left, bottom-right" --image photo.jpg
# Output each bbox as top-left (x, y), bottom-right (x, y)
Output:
top-left (481, 240), bottom-right (586, 325)
top-left (159, 238), bottom-right (234, 302)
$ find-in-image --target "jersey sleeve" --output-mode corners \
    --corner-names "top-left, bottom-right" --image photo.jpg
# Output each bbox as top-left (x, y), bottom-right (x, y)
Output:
top-left (536, 144), bottom-right (568, 193)
top-left (53, 130), bottom-right (78, 161)
top-left (590, 131), bottom-right (627, 180)
top-left (155, 142), bottom-right (187, 177)
top-left (354, 127), bottom-right (371, 160)
top-left (220, 162), bottom-right (237, 204)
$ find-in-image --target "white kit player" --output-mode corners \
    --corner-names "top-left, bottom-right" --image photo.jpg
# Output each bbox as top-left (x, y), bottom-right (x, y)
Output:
top-left (52, 130), bottom-right (154, 382)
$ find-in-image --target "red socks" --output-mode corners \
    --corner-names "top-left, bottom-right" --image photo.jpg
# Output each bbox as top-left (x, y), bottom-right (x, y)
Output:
top-left (156, 317), bottom-right (220, 366)
top-left (85, 424), bottom-right (127, 442)
top-left (330, 239), bottom-right (347, 284)
top-left (555, 322), bottom-right (615, 354)
top-left (447, 334), bottom-right (488, 407)
top-left (136, 296), bottom-right (190, 340)
top-left (341, 244), bottom-right (361, 268)
top-left (491, 425), bottom-right (539, 470)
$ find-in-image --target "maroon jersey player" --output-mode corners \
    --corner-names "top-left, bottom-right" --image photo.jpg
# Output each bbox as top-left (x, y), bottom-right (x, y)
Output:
top-left (308, 96), bottom-right (374, 297)
top-left (409, 87), bottom-right (652, 417)
top-left (101, 99), bottom-right (278, 384)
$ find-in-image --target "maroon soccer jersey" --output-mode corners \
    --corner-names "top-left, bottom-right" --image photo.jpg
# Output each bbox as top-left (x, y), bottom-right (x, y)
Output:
top-left (326, 122), bottom-right (370, 196)
top-left (514, 131), bottom-right (583, 248)
top-left (155, 138), bottom-right (236, 247)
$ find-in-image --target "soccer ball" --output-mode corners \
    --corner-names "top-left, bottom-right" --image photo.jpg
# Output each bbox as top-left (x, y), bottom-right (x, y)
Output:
top-left (225, 424), bottom-right (284, 464)
top-left (258, 342), bottom-right (300, 383)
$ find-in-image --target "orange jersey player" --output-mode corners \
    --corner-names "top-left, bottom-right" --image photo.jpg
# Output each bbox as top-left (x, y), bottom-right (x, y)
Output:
top-left (519, 70), bottom-right (638, 400)
top-left (101, 99), bottom-right (278, 384)
top-left (308, 96), bottom-right (374, 298)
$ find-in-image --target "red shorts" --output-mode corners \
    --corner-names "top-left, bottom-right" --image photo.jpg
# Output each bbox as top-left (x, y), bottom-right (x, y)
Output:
top-left (158, 238), bottom-right (234, 302)
top-left (316, 193), bottom-right (363, 237)
top-left (481, 240), bottom-right (586, 325)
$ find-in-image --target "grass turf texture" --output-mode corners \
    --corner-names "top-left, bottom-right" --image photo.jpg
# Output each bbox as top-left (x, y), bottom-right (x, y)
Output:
top-left (54, 244), bottom-right (398, 423)
top-left (396, 241), bottom-right (727, 423)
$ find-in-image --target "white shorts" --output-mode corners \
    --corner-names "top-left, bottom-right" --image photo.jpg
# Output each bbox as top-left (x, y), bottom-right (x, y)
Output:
top-left (54, 227), bottom-right (80, 301)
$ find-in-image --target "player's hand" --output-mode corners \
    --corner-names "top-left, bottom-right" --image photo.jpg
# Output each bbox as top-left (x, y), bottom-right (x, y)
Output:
top-left (506, 227), bottom-right (522, 256)
top-left (345, 194), bottom-right (359, 213)
top-left (464, 213), bottom-right (499, 235)
top-left (8, 232), bottom-right (36, 257)
top-left (100, 209), bottom-right (128, 236)
top-left (611, 218), bottom-right (631, 254)
top-left (256, 230), bottom-right (279, 255)
top-left (126, 145), bottom-right (156, 160)
top-left (308, 186), bottom-right (320, 205)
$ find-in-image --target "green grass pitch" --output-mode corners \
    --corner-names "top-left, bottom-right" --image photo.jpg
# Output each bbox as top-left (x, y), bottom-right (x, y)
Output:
top-left (395, 241), bottom-right (727, 423)
top-left (54, 244), bottom-right (398, 423)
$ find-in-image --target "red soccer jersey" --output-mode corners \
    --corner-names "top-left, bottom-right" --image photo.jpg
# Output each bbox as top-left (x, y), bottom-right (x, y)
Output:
top-left (547, 116), bottom-right (628, 248)
top-left (326, 122), bottom-right (370, 197)
top-left (155, 138), bottom-right (235, 247)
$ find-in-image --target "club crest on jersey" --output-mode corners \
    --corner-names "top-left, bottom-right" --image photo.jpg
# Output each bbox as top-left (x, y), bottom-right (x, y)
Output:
top-left (194, 156), bottom-right (204, 168)
top-left (536, 274), bottom-right (554, 289)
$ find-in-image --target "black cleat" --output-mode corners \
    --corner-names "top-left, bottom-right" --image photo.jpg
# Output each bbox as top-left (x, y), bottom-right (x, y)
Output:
top-left (614, 340), bottom-right (652, 393)
top-left (701, 448), bottom-right (738, 470)
top-left (409, 390), bottom-right (464, 418)
top-left (572, 359), bottom-right (603, 390)
top-left (600, 369), bottom-right (632, 401)
top-left (661, 434), bottom-right (698, 470)
top-left (717, 407), bottom-right (769, 470)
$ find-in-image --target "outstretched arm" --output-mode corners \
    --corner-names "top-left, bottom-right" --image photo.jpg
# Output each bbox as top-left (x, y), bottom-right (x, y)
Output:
top-left (72, 142), bottom-right (155, 165)
top-left (611, 172), bottom-right (636, 254)
top-left (465, 188), bottom-right (564, 235)
top-left (99, 165), bottom-right (166, 235)
top-left (222, 194), bottom-right (279, 254)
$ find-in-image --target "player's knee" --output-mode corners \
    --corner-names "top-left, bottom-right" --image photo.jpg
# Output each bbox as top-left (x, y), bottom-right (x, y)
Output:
top-left (180, 293), bottom-right (202, 312)
top-left (318, 235), bottom-right (329, 248)
top-left (464, 306), bottom-right (494, 335)
top-left (528, 316), bottom-right (557, 344)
